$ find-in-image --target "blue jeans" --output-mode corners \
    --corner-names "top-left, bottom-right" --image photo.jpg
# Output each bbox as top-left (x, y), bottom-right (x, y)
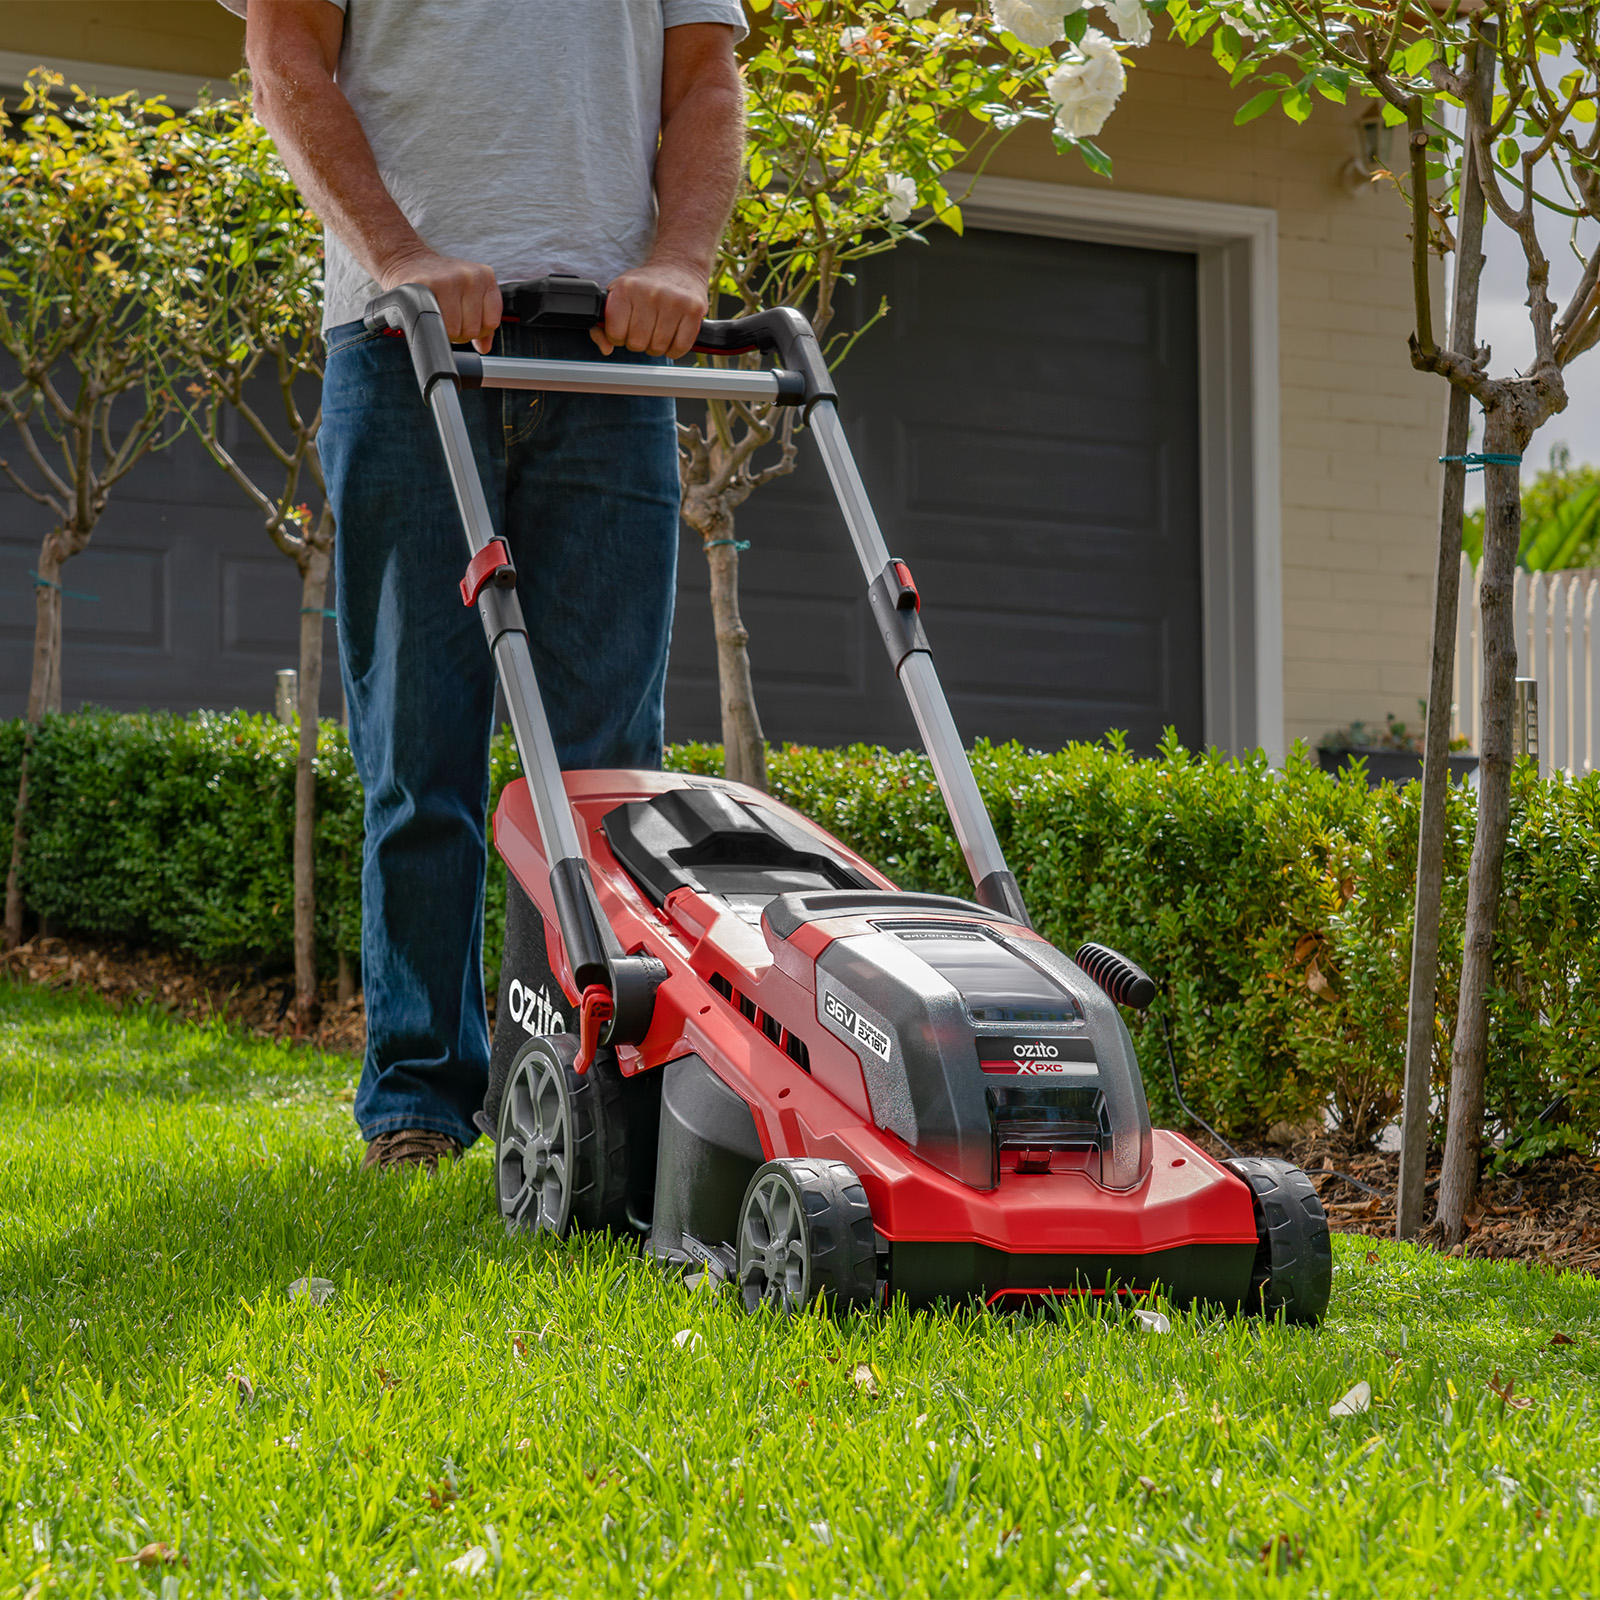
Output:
top-left (320, 321), bottom-right (680, 1148)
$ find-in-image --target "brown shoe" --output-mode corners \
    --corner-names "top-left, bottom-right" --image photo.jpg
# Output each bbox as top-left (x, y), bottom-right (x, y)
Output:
top-left (361, 1129), bottom-right (464, 1173)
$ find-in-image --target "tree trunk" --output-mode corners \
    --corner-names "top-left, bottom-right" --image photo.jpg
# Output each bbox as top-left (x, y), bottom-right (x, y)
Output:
top-left (44, 590), bottom-right (63, 715)
top-left (1398, 34), bottom-right (1493, 1240)
top-left (4, 531), bottom-right (68, 947)
top-left (705, 526), bottom-right (767, 791)
top-left (292, 520), bottom-right (333, 1037)
top-left (27, 534), bottom-right (63, 724)
top-left (1437, 416), bottom-right (1527, 1242)
top-left (1398, 393), bottom-right (1470, 1238)
top-left (3, 730), bottom-right (33, 951)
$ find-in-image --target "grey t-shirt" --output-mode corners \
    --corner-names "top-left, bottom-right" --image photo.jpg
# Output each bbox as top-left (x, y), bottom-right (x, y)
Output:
top-left (221, 0), bottom-right (746, 330)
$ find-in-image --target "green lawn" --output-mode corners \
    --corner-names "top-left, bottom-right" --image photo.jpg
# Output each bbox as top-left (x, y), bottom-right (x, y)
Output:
top-left (3, 983), bottom-right (1599, 1598)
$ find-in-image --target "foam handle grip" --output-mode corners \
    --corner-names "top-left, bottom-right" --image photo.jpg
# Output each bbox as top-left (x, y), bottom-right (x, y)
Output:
top-left (1075, 942), bottom-right (1157, 1011)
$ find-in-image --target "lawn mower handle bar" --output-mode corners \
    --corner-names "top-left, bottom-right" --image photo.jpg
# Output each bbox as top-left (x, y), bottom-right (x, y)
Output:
top-left (363, 275), bottom-right (835, 414)
top-left (363, 281), bottom-right (1030, 1038)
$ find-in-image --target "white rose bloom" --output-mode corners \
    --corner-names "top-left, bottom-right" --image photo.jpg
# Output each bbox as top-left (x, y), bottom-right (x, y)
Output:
top-left (1045, 28), bottom-right (1126, 138)
top-left (1100, 0), bottom-right (1152, 44)
top-left (1220, 0), bottom-right (1271, 36)
top-left (884, 173), bottom-right (918, 223)
top-left (901, 0), bottom-right (936, 15)
top-left (840, 25), bottom-right (869, 51)
top-left (991, 0), bottom-right (1069, 48)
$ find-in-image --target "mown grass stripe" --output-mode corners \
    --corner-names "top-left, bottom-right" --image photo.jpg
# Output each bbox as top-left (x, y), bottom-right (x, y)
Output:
top-left (2, 980), bottom-right (1598, 1596)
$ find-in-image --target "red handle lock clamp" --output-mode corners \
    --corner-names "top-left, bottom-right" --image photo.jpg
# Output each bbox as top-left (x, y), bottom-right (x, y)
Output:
top-left (574, 984), bottom-right (614, 1074)
top-left (460, 539), bottom-right (517, 606)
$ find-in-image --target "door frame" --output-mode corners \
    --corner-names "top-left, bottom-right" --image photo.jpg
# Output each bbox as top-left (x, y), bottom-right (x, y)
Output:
top-left (962, 176), bottom-right (1283, 761)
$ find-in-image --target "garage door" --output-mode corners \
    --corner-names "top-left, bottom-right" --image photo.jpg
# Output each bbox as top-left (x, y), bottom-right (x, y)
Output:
top-left (666, 225), bottom-right (1203, 754)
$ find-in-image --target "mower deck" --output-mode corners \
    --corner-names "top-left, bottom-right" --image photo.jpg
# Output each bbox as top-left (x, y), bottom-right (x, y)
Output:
top-left (492, 768), bottom-right (1261, 1309)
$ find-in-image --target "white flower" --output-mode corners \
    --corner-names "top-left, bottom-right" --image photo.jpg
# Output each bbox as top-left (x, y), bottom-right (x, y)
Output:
top-left (444, 1547), bottom-right (488, 1578)
top-left (841, 26), bottom-right (869, 51)
top-left (992, 0), bottom-right (1075, 48)
top-left (1219, 0), bottom-right (1271, 36)
top-left (884, 173), bottom-right (918, 223)
top-left (901, 0), bottom-right (936, 15)
top-left (1099, 0), bottom-right (1152, 44)
top-left (1045, 28), bottom-right (1126, 138)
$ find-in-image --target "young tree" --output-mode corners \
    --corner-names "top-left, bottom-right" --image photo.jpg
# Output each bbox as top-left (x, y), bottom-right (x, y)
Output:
top-left (163, 89), bottom-right (338, 1035)
top-left (1, 73), bottom-right (198, 948)
top-left (1171, 0), bottom-right (1600, 1237)
top-left (688, 0), bottom-right (1156, 788)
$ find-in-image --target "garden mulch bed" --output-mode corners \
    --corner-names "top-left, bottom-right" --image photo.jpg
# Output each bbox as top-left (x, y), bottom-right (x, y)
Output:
top-left (0, 932), bottom-right (370, 1057)
top-left (1190, 1128), bottom-right (1600, 1279)
top-left (4, 932), bottom-right (1596, 1276)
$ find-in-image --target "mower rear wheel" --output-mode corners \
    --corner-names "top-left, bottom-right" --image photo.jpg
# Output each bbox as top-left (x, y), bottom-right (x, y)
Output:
top-left (495, 1035), bottom-right (629, 1237)
top-left (736, 1158), bottom-right (877, 1314)
top-left (1224, 1156), bottom-right (1333, 1324)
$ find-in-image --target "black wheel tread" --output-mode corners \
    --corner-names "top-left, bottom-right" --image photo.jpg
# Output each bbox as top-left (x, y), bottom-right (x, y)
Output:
top-left (498, 1035), bottom-right (631, 1237)
top-left (1223, 1155), bottom-right (1332, 1325)
top-left (564, 1043), bottom-right (631, 1234)
top-left (742, 1157), bottom-right (877, 1312)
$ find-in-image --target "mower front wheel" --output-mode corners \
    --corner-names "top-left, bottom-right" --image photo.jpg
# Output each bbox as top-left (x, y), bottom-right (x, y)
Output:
top-left (736, 1158), bottom-right (878, 1314)
top-left (1224, 1156), bottom-right (1333, 1325)
top-left (495, 1034), bottom-right (628, 1238)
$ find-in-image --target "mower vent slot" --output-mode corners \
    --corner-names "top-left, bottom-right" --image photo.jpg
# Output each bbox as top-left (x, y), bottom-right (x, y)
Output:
top-left (707, 971), bottom-right (810, 1073)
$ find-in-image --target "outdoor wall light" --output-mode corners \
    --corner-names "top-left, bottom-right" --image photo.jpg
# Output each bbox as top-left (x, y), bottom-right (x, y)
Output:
top-left (1342, 108), bottom-right (1394, 191)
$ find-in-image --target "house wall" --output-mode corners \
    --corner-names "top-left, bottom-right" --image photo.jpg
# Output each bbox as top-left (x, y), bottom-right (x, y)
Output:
top-left (0, 8), bottom-right (1444, 753)
top-left (0, 2), bottom-right (244, 83)
top-left (985, 35), bottom-right (1446, 752)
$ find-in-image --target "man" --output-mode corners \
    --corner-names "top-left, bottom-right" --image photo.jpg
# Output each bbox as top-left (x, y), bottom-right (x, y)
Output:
top-left (237, 0), bottom-right (747, 1169)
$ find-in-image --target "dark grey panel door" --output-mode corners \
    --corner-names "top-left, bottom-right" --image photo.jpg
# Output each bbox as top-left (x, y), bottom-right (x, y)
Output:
top-left (0, 387), bottom-right (340, 722)
top-left (666, 226), bottom-right (1202, 754)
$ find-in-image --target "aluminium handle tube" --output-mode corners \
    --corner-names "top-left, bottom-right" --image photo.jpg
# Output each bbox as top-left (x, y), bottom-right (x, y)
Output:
top-left (373, 283), bottom-right (626, 1005)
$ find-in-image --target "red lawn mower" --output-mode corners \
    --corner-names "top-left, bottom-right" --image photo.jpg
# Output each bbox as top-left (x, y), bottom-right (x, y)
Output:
top-left (366, 279), bottom-right (1332, 1322)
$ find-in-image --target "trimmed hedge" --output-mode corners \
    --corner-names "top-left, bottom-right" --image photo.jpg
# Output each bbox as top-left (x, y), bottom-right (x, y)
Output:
top-left (4, 712), bottom-right (1598, 1148)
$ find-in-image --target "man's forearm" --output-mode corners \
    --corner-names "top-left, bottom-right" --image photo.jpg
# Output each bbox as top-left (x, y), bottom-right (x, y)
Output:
top-left (650, 61), bottom-right (746, 279)
top-left (249, 48), bottom-right (424, 286)
top-left (246, 4), bottom-right (500, 346)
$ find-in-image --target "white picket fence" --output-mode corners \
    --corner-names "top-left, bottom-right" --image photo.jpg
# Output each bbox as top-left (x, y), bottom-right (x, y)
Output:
top-left (1453, 555), bottom-right (1600, 775)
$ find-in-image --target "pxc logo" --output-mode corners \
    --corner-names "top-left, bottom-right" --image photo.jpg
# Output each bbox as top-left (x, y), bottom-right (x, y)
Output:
top-left (980, 1038), bottom-right (1077, 1076)
top-left (823, 988), bottom-right (891, 1061)
top-left (506, 977), bottom-right (566, 1037)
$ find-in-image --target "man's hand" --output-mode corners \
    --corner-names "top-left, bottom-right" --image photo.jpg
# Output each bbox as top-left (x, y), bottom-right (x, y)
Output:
top-left (593, 260), bottom-right (707, 359)
top-left (378, 249), bottom-right (502, 352)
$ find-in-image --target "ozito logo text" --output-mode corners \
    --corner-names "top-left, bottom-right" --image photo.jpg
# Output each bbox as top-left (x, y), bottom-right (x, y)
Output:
top-left (507, 977), bottom-right (566, 1037)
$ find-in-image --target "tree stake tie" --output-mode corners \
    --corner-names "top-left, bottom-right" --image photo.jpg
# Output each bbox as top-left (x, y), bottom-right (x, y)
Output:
top-left (301, 608), bottom-right (337, 618)
top-left (704, 539), bottom-right (751, 551)
top-left (1439, 453), bottom-right (1523, 473)
top-left (30, 570), bottom-right (98, 602)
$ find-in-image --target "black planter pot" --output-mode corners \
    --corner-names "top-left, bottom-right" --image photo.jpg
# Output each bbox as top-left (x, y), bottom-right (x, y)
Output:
top-left (1316, 746), bottom-right (1479, 788)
